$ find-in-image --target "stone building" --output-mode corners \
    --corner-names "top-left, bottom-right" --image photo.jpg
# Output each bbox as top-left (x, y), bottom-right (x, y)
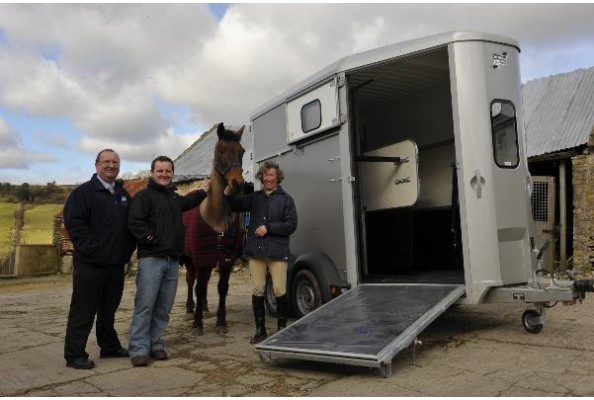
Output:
top-left (524, 66), bottom-right (594, 274)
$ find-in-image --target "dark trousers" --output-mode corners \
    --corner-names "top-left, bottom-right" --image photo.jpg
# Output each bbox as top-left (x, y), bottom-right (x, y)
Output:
top-left (64, 259), bottom-right (125, 361)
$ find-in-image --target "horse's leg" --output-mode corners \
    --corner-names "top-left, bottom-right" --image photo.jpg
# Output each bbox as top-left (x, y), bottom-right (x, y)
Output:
top-left (184, 258), bottom-right (196, 315)
top-left (192, 266), bottom-right (211, 335)
top-left (201, 280), bottom-right (210, 317)
top-left (215, 263), bottom-right (232, 334)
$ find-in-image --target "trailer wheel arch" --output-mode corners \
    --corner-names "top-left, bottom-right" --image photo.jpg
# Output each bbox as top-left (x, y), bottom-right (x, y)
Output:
top-left (289, 251), bottom-right (345, 318)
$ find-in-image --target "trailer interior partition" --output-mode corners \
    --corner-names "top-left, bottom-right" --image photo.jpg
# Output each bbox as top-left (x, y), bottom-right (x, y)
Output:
top-left (347, 46), bottom-right (464, 285)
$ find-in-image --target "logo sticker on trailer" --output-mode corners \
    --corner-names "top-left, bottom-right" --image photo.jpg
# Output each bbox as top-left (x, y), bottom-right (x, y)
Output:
top-left (492, 52), bottom-right (508, 69)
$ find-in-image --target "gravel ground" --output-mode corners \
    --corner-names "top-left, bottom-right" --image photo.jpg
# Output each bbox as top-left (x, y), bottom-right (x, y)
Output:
top-left (3, 268), bottom-right (594, 396)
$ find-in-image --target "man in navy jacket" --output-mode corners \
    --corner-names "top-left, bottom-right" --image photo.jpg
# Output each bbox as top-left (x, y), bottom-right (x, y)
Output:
top-left (63, 149), bottom-right (136, 369)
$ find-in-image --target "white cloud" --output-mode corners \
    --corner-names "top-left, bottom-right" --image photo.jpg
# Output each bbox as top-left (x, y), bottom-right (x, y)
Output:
top-left (0, 117), bottom-right (27, 168)
top-left (1, 3), bottom-right (594, 183)
top-left (0, 117), bottom-right (18, 147)
top-left (78, 127), bottom-right (202, 163)
top-left (0, 146), bottom-right (28, 169)
top-left (33, 132), bottom-right (69, 148)
top-left (0, 47), bottom-right (86, 116)
top-left (29, 152), bottom-right (57, 163)
top-left (0, 116), bottom-right (57, 169)
top-left (75, 85), bottom-right (169, 143)
top-left (0, 4), bottom-right (217, 162)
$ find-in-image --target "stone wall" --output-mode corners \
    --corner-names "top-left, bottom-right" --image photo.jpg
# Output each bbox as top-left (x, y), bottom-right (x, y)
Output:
top-left (572, 129), bottom-right (594, 274)
top-left (176, 179), bottom-right (205, 195)
top-left (14, 244), bottom-right (59, 276)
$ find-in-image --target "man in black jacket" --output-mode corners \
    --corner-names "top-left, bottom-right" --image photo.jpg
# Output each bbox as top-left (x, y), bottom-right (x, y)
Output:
top-left (63, 149), bottom-right (136, 369)
top-left (127, 155), bottom-right (209, 367)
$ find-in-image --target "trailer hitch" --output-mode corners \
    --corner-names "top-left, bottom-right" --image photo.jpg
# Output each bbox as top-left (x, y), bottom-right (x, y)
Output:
top-left (573, 279), bottom-right (594, 297)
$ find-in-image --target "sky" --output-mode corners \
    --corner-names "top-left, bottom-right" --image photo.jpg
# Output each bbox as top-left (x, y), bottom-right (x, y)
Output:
top-left (1, 3), bottom-right (594, 185)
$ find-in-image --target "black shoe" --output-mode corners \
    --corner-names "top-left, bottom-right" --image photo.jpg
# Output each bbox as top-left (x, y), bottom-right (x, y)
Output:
top-left (251, 295), bottom-right (267, 344)
top-left (276, 295), bottom-right (288, 332)
top-left (100, 347), bottom-right (129, 358)
top-left (131, 355), bottom-right (149, 367)
top-left (250, 327), bottom-right (268, 344)
top-left (150, 349), bottom-right (168, 360)
top-left (66, 357), bottom-right (96, 370)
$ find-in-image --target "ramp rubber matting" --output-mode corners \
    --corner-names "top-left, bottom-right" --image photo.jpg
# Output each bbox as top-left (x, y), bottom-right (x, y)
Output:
top-left (255, 283), bottom-right (464, 377)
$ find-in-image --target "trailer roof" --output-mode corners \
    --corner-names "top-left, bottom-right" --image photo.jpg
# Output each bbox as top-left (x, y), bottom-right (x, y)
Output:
top-left (251, 31), bottom-right (520, 120)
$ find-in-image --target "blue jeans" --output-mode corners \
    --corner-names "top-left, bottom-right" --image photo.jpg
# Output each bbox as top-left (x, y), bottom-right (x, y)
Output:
top-left (129, 257), bottom-right (179, 357)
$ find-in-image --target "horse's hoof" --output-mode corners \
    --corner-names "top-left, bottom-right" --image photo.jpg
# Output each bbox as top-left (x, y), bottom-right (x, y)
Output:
top-left (185, 308), bottom-right (194, 315)
top-left (191, 321), bottom-right (204, 336)
top-left (215, 324), bottom-right (228, 334)
top-left (192, 326), bottom-right (204, 336)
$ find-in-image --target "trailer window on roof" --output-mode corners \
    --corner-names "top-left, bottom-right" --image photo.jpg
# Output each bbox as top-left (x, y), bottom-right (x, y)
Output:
top-left (490, 100), bottom-right (519, 168)
top-left (301, 99), bottom-right (322, 133)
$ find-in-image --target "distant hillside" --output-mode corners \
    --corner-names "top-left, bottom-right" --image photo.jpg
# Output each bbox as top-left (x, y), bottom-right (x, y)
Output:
top-left (0, 182), bottom-right (75, 204)
top-left (20, 204), bottom-right (64, 245)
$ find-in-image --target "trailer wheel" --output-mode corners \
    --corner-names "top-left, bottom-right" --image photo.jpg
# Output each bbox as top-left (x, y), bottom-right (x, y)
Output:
top-left (292, 269), bottom-right (323, 318)
top-left (522, 309), bottom-right (543, 334)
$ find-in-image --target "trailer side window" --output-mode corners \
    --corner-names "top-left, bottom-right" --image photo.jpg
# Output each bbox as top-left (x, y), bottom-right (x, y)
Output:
top-left (491, 100), bottom-right (519, 168)
top-left (301, 99), bottom-right (322, 133)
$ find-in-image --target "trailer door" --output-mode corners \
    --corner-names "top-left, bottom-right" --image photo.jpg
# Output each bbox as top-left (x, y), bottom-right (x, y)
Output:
top-left (449, 40), bottom-right (532, 303)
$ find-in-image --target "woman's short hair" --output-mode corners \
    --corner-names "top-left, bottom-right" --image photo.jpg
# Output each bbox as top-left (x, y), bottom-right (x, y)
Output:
top-left (255, 161), bottom-right (284, 183)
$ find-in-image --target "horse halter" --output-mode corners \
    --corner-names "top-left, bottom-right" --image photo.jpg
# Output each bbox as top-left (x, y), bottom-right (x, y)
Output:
top-left (214, 160), bottom-right (243, 187)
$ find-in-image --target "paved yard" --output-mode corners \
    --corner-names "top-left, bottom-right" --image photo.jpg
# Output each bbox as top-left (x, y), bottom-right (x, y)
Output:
top-left (2, 269), bottom-right (594, 396)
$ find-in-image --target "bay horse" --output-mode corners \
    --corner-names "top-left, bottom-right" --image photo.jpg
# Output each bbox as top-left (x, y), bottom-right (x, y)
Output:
top-left (182, 122), bottom-right (245, 335)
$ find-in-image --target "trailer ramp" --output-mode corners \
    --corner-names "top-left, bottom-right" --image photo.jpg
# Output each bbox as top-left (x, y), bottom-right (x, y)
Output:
top-left (255, 283), bottom-right (465, 377)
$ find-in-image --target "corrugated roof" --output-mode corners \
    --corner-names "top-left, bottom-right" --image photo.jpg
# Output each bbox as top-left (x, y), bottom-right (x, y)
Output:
top-left (523, 66), bottom-right (594, 157)
top-left (173, 123), bottom-right (254, 183)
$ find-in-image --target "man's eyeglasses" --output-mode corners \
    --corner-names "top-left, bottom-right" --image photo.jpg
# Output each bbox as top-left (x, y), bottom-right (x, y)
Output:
top-left (96, 160), bottom-right (120, 166)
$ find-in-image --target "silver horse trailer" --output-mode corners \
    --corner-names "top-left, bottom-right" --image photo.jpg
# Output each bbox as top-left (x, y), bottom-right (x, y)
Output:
top-left (248, 31), bottom-right (589, 377)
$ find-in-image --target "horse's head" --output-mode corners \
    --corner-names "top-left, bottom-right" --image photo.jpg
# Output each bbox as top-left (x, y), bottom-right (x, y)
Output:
top-left (214, 122), bottom-right (245, 195)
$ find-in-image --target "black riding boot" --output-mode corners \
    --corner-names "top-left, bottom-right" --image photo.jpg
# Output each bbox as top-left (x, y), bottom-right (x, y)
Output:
top-left (250, 295), bottom-right (267, 344)
top-left (276, 295), bottom-right (288, 331)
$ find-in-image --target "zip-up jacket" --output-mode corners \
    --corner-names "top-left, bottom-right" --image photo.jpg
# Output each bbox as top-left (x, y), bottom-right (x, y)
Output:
top-left (63, 174), bottom-right (136, 267)
top-left (230, 186), bottom-right (297, 261)
top-left (128, 177), bottom-right (207, 259)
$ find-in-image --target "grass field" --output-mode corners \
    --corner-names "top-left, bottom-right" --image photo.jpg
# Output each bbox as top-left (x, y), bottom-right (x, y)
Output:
top-left (20, 204), bottom-right (64, 245)
top-left (0, 203), bottom-right (19, 260)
